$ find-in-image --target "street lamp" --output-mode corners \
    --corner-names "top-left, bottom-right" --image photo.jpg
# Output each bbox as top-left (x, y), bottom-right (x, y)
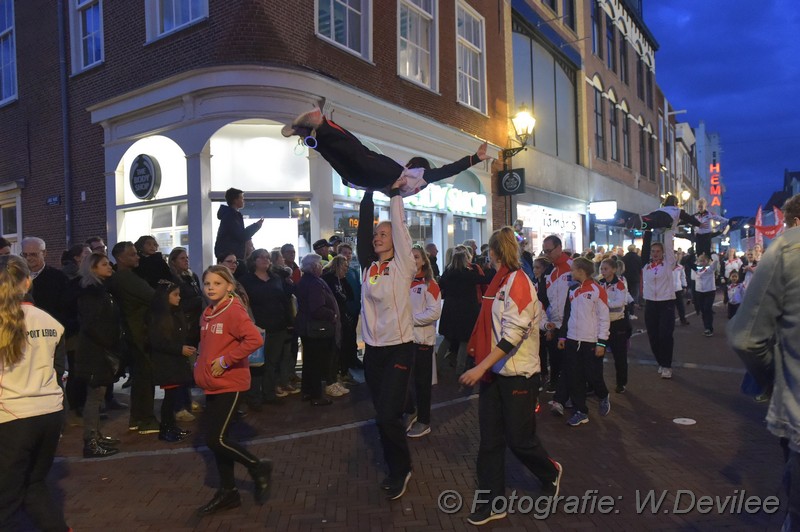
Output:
top-left (744, 223), bottom-right (751, 242)
top-left (501, 104), bottom-right (536, 165)
top-left (680, 190), bottom-right (691, 203)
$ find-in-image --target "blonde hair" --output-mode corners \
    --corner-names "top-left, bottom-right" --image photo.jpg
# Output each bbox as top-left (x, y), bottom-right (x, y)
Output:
top-left (448, 251), bottom-right (471, 271)
top-left (323, 255), bottom-right (349, 277)
top-left (572, 257), bottom-right (595, 277)
top-left (488, 227), bottom-right (521, 270)
top-left (0, 255), bottom-right (30, 367)
top-left (412, 245), bottom-right (434, 282)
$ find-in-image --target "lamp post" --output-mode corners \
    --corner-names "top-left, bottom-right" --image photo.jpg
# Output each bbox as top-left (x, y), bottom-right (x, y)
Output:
top-left (501, 104), bottom-right (536, 168)
top-left (744, 223), bottom-right (751, 248)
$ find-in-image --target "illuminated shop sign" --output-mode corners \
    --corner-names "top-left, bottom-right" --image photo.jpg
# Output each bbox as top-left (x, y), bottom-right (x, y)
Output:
top-left (334, 180), bottom-right (487, 217)
top-left (709, 162), bottom-right (722, 208)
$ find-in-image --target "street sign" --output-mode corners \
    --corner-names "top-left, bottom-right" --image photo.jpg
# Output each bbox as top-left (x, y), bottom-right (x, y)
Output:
top-left (498, 168), bottom-right (525, 195)
top-left (46, 195), bottom-right (61, 206)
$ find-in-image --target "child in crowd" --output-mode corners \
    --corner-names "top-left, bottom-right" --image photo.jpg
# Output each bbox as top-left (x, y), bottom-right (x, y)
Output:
top-left (194, 266), bottom-right (270, 516)
top-left (404, 246), bottom-right (442, 439)
top-left (692, 253), bottom-right (717, 337)
top-left (673, 254), bottom-right (690, 325)
top-left (726, 271), bottom-right (744, 319)
top-left (550, 257), bottom-right (611, 426)
top-left (281, 104), bottom-right (490, 197)
top-left (598, 258), bottom-right (633, 393)
top-left (149, 282), bottom-right (195, 443)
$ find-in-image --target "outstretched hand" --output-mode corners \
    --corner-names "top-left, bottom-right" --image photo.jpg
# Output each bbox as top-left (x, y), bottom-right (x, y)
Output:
top-left (391, 176), bottom-right (407, 190)
top-left (476, 141), bottom-right (491, 161)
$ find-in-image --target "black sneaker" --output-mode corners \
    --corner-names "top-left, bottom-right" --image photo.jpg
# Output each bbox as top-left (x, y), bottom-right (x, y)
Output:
top-left (249, 459), bottom-right (273, 504)
top-left (615, 384), bottom-right (626, 394)
top-left (385, 471), bottom-right (411, 500)
top-left (379, 476), bottom-right (392, 490)
top-left (540, 460), bottom-right (563, 497)
top-left (197, 488), bottom-right (241, 516)
top-left (545, 381), bottom-right (558, 394)
top-left (158, 425), bottom-right (190, 443)
top-left (138, 419), bottom-right (160, 435)
top-left (83, 438), bottom-right (119, 459)
top-left (467, 504), bottom-right (507, 526)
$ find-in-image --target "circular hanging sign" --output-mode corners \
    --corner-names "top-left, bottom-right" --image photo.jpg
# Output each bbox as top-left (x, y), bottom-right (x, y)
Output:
top-left (673, 418), bottom-right (697, 426)
top-left (129, 154), bottom-right (162, 200)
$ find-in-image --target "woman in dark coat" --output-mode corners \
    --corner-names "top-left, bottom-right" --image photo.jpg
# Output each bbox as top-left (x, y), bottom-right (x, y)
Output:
top-left (436, 250), bottom-right (488, 376)
top-left (76, 253), bottom-right (123, 458)
top-left (294, 253), bottom-right (340, 406)
top-left (149, 283), bottom-right (194, 442)
top-left (133, 235), bottom-right (172, 288)
top-left (321, 255), bottom-right (354, 397)
top-left (240, 249), bottom-right (294, 406)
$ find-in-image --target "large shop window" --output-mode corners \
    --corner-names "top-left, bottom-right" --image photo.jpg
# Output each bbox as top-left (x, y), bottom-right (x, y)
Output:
top-left (119, 203), bottom-right (188, 255)
top-left (516, 203), bottom-right (583, 255)
top-left (211, 200), bottom-right (312, 258)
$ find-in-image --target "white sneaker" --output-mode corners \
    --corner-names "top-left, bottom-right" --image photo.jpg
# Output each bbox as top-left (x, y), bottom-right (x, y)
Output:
top-left (657, 366), bottom-right (663, 375)
top-left (335, 383), bottom-right (350, 395)
top-left (661, 368), bottom-right (672, 379)
top-left (325, 384), bottom-right (345, 397)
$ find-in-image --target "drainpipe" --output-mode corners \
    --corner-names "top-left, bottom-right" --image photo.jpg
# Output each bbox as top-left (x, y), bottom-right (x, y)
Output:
top-left (57, 0), bottom-right (73, 247)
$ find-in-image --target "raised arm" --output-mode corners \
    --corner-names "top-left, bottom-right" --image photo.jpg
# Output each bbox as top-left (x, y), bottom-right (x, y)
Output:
top-left (357, 192), bottom-right (377, 271)
top-left (423, 142), bottom-right (490, 184)
top-left (388, 189), bottom-right (416, 279)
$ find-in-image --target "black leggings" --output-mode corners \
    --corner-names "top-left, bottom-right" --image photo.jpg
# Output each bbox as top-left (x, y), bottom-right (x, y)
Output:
top-left (406, 344), bottom-right (434, 425)
top-left (161, 387), bottom-right (179, 427)
top-left (205, 392), bottom-right (260, 490)
top-left (314, 119), bottom-right (404, 189)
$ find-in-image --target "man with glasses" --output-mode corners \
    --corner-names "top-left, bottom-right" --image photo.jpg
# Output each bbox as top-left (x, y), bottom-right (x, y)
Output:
top-left (86, 236), bottom-right (107, 255)
top-left (540, 235), bottom-right (573, 394)
top-left (21, 237), bottom-right (68, 326)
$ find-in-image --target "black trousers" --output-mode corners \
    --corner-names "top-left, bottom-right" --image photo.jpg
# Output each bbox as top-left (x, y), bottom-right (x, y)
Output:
top-left (545, 335), bottom-right (562, 385)
top-left (641, 210), bottom-right (674, 230)
top-left (405, 344), bottom-right (434, 425)
top-left (339, 316), bottom-right (359, 373)
top-left (607, 319), bottom-right (630, 387)
top-left (695, 290), bottom-right (715, 331)
top-left (727, 303), bottom-right (740, 319)
top-left (0, 411), bottom-right (68, 532)
top-left (161, 387), bottom-right (179, 427)
top-left (644, 299), bottom-right (675, 368)
top-left (204, 392), bottom-right (260, 490)
top-left (300, 336), bottom-right (332, 399)
top-left (128, 341), bottom-right (156, 425)
top-left (314, 120), bottom-right (404, 189)
top-left (555, 340), bottom-right (608, 414)
top-left (364, 342), bottom-right (413, 480)
top-left (538, 331), bottom-right (549, 378)
top-left (477, 374), bottom-right (557, 501)
top-left (694, 232), bottom-right (722, 258)
top-left (675, 290), bottom-right (687, 321)
top-left (65, 349), bottom-right (86, 412)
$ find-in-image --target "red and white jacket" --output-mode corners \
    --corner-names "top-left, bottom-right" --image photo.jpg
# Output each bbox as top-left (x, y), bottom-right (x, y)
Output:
top-left (559, 279), bottom-right (610, 344)
top-left (410, 277), bottom-right (442, 346)
top-left (194, 297), bottom-right (264, 395)
top-left (488, 270), bottom-right (543, 378)
top-left (544, 252), bottom-right (573, 328)
top-left (692, 258), bottom-right (717, 293)
top-left (643, 229), bottom-right (677, 301)
top-left (361, 195), bottom-right (417, 347)
top-left (598, 276), bottom-right (633, 322)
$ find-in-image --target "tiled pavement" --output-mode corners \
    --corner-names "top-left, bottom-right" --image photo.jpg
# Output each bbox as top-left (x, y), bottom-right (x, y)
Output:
top-left (46, 300), bottom-right (785, 531)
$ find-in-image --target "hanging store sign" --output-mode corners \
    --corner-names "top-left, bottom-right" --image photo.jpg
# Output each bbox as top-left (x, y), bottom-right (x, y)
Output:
top-left (129, 154), bottom-right (162, 200)
top-left (709, 162), bottom-right (722, 208)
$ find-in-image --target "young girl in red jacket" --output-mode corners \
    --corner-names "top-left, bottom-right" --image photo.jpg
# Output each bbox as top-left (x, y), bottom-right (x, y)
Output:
top-left (194, 265), bottom-right (269, 516)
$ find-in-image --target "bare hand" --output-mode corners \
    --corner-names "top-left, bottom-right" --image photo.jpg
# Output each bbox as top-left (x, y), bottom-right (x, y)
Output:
top-left (211, 358), bottom-right (225, 377)
top-left (459, 366), bottom-right (484, 387)
top-left (557, 339), bottom-right (565, 350)
top-left (391, 176), bottom-right (407, 190)
top-left (595, 346), bottom-right (605, 358)
top-left (182, 346), bottom-right (197, 357)
top-left (476, 141), bottom-right (491, 161)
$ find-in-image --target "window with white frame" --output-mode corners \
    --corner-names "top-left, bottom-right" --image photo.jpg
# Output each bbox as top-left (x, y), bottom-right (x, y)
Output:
top-left (146, 0), bottom-right (208, 40)
top-left (70, 0), bottom-right (103, 72)
top-left (0, 189), bottom-right (21, 251)
top-left (398, 0), bottom-right (437, 90)
top-left (317, 0), bottom-right (371, 59)
top-left (456, 3), bottom-right (486, 113)
top-left (0, 0), bottom-right (17, 104)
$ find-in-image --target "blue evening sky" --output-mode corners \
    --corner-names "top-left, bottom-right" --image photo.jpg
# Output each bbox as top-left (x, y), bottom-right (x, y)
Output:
top-left (645, 1), bottom-right (800, 218)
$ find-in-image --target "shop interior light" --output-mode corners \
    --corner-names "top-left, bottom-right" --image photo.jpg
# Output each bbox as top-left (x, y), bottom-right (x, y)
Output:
top-left (589, 200), bottom-right (618, 221)
top-left (680, 190), bottom-right (691, 202)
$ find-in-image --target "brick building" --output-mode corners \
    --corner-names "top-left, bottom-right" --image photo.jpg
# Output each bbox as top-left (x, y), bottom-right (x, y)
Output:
top-left (0, 0), bottom-right (509, 269)
top-left (501, 0), bottom-right (662, 254)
